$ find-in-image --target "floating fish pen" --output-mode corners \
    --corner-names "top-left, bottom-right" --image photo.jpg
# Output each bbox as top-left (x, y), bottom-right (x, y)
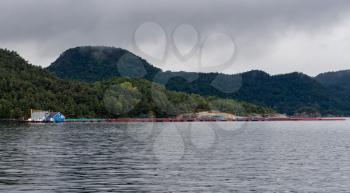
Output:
top-left (65, 118), bottom-right (106, 123)
top-left (105, 117), bottom-right (346, 123)
top-left (27, 117), bottom-right (346, 124)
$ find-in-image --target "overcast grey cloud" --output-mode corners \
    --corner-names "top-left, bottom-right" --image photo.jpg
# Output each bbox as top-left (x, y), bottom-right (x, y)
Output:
top-left (1, 0), bottom-right (350, 75)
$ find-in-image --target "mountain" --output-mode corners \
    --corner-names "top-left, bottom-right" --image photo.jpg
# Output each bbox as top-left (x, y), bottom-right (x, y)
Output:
top-left (158, 70), bottom-right (347, 115)
top-left (315, 70), bottom-right (350, 87)
top-left (47, 46), bottom-right (350, 116)
top-left (315, 70), bottom-right (350, 95)
top-left (0, 48), bottom-right (271, 119)
top-left (48, 46), bottom-right (161, 82)
top-left (315, 70), bottom-right (350, 105)
top-left (235, 71), bottom-right (346, 115)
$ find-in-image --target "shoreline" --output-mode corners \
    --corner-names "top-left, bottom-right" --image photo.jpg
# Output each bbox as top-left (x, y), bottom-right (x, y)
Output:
top-left (2, 117), bottom-right (346, 124)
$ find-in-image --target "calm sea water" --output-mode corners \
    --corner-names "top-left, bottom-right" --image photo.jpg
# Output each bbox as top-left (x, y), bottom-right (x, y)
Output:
top-left (1, 121), bottom-right (350, 192)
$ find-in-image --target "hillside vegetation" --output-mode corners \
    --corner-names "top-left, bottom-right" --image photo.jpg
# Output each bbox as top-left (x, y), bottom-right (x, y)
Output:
top-left (0, 49), bottom-right (272, 119)
top-left (316, 70), bottom-right (350, 96)
top-left (47, 46), bottom-right (350, 116)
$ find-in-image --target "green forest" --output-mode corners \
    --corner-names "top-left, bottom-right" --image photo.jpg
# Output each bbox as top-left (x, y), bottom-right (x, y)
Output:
top-left (0, 49), bottom-right (273, 119)
top-left (48, 46), bottom-right (350, 116)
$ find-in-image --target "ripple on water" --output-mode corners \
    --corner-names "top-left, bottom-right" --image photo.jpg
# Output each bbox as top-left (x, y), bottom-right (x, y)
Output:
top-left (0, 121), bottom-right (350, 192)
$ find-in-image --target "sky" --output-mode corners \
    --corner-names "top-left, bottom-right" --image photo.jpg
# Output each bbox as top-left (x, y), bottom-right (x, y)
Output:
top-left (1, 0), bottom-right (350, 76)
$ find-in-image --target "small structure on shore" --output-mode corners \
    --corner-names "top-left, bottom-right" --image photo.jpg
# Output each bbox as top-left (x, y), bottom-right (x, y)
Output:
top-left (29, 109), bottom-right (65, 123)
top-left (29, 110), bottom-right (50, 122)
top-left (45, 112), bottom-right (65, 123)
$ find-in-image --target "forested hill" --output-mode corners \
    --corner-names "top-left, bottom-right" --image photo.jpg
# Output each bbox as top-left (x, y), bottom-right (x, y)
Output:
top-left (47, 46), bottom-right (350, 116)
top-left (234, 71), bottom-right (346, 115)
top-left (315, 70), bottom-right (350, 106)
top-left (315, 70), bottom-right (350, 94)
top-left (0, 48), bottom-right (272, 119)
top-left (0, 49), bottom-right (101, 118)
top-left (315, 70), bottom-right (350, 87)
top-left (48, 46), bottom-right (161, 82)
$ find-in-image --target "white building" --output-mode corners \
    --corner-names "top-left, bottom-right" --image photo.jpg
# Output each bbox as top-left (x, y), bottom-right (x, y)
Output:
top-left (28, 110), bottom-right (50, 122)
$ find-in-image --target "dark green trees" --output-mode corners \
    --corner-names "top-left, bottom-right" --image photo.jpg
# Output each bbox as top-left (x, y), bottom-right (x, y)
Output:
top-left (0, 49), bottom-right (272, 119)
top-left (47, 46), bottom-right (350, 116)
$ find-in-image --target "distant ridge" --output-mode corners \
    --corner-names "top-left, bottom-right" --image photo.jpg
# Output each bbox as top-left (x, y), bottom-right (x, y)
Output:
top-left (47, 46), bottom-right (350, 115)
top-left (315, 70), bottom-right (350, 104)
top-left (315, 69), bottom-right (350, 87)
